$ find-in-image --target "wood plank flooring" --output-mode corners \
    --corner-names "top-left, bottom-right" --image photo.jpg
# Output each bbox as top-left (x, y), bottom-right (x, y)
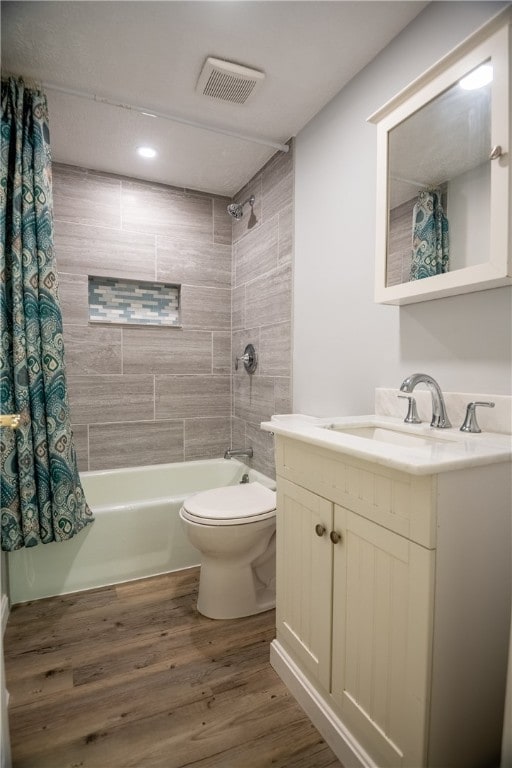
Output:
top-left (4, 567), bottom-right (344, 768)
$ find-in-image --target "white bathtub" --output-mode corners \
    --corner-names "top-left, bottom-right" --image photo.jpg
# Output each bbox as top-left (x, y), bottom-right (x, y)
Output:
top-left (8, 458), bottom-right (274, 604)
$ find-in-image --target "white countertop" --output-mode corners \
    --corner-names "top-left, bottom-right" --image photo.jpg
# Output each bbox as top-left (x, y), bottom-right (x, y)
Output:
top-left (261, 414), bottom-right (512, 475)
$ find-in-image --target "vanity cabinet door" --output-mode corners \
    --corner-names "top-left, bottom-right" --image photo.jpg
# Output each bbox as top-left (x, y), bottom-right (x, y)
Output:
top-left (330, 505), bottom-right (435, 768)
top-left (276, 478), bottom-right (333, 690)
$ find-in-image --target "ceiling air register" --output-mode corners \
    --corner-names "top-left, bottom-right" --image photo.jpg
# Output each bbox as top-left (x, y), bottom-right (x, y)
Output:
top-left (197, 57), bottom-right (265, 104)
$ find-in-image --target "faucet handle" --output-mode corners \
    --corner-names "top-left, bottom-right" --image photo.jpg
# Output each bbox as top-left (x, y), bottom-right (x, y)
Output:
top-left (397, 394), bottom-right (421, 424)
top-left (235, 343), bottom-right (257, 374)
top-left (460, 401), bottom-right (495, 433)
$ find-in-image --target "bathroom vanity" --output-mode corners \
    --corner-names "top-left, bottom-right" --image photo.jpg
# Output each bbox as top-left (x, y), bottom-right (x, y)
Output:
top-left (262, 413), bottom-right (512, 768)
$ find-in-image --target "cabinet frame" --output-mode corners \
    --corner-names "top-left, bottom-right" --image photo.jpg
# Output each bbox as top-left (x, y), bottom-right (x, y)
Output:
top-left (368, 9), bottom-right (512, 305)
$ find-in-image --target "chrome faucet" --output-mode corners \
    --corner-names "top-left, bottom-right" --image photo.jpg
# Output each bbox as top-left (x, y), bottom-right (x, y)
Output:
top-left (460, 401), bottom-right (495, 433)
top-left (224, 447), bottom-right (254, 460)
top-left (399, 373), bottom-right (452, 428)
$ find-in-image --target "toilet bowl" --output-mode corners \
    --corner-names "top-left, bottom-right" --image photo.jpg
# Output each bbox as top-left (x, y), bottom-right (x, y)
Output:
top-left (179, 481), bottom-right (276, 619)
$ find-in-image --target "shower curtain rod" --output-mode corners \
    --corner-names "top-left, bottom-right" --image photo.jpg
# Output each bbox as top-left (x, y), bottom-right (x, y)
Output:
top-left (390, 174), bottom-right (446, 192)
top-left (42, 81), bottom-right (290, 153)
top-left (390, 173), bottom-right (429, 188)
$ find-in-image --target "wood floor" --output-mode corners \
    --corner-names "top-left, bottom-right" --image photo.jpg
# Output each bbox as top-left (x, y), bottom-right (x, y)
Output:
top-left (4, 567), bottom-right (343, 768)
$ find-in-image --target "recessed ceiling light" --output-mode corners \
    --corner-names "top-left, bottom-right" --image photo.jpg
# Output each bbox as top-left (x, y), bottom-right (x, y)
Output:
top-left (137, 146), bottom-right (157, 158)
top-left (459, 63), bottom-right (493, 90)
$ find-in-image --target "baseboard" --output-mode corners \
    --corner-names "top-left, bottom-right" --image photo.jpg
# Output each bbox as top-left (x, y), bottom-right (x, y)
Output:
top-left (270, 640), bottom-right (376, 768)
top-left (1, 595), bottom-right (9, 637)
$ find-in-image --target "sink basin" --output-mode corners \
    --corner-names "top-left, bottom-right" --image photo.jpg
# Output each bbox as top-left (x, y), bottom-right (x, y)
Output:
top-left (323, 425), bottom-right (453, 448)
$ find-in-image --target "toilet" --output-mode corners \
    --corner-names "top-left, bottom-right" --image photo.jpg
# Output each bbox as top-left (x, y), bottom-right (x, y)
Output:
top-left (179, 481), bottom-right (276, 620)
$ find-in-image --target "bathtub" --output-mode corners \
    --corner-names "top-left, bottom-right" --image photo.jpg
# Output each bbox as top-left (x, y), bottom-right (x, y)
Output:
top-left (7, 458), bottom-right (274, 604)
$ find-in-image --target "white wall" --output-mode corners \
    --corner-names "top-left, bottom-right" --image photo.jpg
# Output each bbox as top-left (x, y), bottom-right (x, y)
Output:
top-left (448, 161), bottom-right (490, 270)
top-left (294, 1), bottom-right (511, 417)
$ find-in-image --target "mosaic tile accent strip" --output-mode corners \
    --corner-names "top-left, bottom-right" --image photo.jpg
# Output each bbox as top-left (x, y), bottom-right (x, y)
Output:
top-left (88, 276), bottom-right (181, 326)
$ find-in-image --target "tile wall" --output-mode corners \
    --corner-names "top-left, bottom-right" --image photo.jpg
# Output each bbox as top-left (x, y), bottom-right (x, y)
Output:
top-left (231, 143), bottom-right (294, 477)
top-left (54, 145), bottom-right (293, 477)
top-left (387, 198), bottom-right (415, 286)
top-left (54, 164), bottom-right (233, 472)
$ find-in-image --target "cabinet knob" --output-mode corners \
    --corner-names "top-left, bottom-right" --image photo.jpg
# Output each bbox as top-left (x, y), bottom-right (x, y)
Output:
top-left (490, 145), bottom-right (503, 160)
top-left (330, 530), bottom-right (342, 544)
top-left (314, 524), bottom-right (326, 537)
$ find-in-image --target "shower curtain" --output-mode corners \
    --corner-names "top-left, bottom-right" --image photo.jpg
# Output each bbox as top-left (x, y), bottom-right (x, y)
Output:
top-left (410, 189), bottom-right (449, 281)
top-left (1, 76), bottom-right (93, 551)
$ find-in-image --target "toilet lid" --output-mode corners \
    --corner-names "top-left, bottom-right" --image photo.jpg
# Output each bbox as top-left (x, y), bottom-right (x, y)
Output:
top-left (182, 482), bottom-right (276, 524)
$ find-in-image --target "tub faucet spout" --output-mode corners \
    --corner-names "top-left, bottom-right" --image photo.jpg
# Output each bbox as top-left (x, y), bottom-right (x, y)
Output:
top-left (224, 447), bottom-right (254, 460)
top-left (399, 373), bottom-right (451, 428)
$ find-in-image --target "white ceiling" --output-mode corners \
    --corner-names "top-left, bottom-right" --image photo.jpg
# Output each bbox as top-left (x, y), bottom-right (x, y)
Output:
top-left (389, 78), bottom-right (492, 208)
top-left (2, 1), bottom-right (428, 196)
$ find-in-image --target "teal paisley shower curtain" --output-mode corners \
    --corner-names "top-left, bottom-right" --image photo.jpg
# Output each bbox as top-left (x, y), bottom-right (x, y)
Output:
top-left (410, 189), bottom-right (449, 281)
top-left (1, 76), bottom-right (93, 551)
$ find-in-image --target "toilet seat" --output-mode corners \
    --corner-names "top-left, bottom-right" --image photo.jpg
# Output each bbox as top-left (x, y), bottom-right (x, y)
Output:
top-left (181, 482), bottom-right (276, 526)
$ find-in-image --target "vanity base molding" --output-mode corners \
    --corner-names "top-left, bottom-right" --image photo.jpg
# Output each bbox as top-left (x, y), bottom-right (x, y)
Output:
top-left (270, 640), bottom-right (376, 768)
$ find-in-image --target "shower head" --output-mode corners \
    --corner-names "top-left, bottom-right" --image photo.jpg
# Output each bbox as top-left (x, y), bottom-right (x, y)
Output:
top-left (227, 194), bottom-right (255, 220)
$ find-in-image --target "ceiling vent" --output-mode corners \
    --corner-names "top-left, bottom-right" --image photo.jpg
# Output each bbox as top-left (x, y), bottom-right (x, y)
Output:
top-left (196, 57), bottom-right (265, 105)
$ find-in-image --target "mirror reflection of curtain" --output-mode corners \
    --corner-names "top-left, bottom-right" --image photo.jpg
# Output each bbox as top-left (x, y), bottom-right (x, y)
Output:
top-left (1, 76), bottom-right (93, 551)
top-left (410, 190), bottom-right (449, 281)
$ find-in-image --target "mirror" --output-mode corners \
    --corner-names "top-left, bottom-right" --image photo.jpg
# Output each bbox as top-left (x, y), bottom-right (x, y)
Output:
top-left (387, 61), bottom-right (491, 287)
top-left (369, 10), bottom-right (511, 305)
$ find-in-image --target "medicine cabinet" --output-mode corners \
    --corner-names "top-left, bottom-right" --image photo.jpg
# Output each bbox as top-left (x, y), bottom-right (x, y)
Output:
top-left (369, 9), bottom-right (511, 305)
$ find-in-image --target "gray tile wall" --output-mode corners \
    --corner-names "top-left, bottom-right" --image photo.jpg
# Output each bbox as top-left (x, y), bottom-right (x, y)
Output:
top-left (387, 198), bottom-right (415, 286)
top-left (55, 146), bottom-right (293, 477)
top-left (54, 164), bottom-right (233, 471)
top-left (230, 143), bottom-right (294, 478)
